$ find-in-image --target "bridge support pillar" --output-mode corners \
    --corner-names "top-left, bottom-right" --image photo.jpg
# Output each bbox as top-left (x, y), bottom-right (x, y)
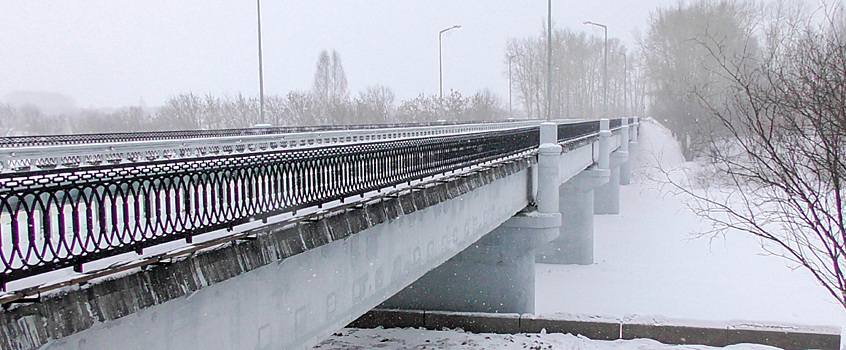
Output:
top-left (381, 123), bottom-right (562, 314)
top-left (619, 117), bottom-right (633, 185)
top-left (595, 151), bottom-right (628, 214)
top-left (536, 167), bottom-right (609, 265)
top-left (622, 117), bottom-right (639, 185)
top-left (380, 212), bottom-right (560, 314)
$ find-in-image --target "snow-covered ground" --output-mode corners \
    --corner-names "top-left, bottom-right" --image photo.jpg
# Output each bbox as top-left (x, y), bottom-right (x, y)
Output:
top-left (315, 119), bottom-right (846, 349)
top-left (314, 327), bottom-right (781, 349)
top-left (537, 120), bottom-right (846, 327)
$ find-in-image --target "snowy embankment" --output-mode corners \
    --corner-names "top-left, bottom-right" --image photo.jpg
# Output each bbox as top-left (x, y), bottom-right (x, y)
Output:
top-left (315, 119), bottom-right (845, 349)
top-left (536, 118), bottom-right (845, 329)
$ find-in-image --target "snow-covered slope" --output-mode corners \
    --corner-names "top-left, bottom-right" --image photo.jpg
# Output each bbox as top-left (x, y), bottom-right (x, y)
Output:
top-left (315, 119), bottom-right (845, 349)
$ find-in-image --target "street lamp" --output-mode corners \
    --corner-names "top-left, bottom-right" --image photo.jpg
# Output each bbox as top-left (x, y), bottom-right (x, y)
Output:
top-left (584, 21), bottom-right (607, 119)
top-left (256, 0), bottom-right (266, 125)
top-left (546, 0), bottom-right (552, 121)
top-left (611, 51), bottom-right (627, 117)
top-left (439, 25), bottom-right (461, 101)
top-left (508, 54), bottom-right (516, 117)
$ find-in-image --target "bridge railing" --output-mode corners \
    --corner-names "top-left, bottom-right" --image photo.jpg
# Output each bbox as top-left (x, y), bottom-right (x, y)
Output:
top-left (0, 118), bottom-right (632, 287)
top-left (0, 121), bottom-right (539, 174)
top-left (0, 127), bottom-right (539, 286)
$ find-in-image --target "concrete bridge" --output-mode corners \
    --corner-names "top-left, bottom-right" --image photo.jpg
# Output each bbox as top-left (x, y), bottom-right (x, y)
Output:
top-left (0, 118), bottom-right (638, 350)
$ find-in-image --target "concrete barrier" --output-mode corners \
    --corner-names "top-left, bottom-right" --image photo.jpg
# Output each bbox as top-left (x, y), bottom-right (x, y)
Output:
top-left (349, 309), bottom-right (841, 350)
top-left (727, 328), bottom-right (840, 350)
top-left (622, 323), bottom-right (728, 346)
top-left (425, 311), bottom-right (521, 334)
top-left (348, 309), bottom-right (424, 329)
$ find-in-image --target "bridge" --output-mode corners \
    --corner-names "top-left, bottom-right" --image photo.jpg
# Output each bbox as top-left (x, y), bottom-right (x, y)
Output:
top-left (0, 118), bottom-right (638, 350)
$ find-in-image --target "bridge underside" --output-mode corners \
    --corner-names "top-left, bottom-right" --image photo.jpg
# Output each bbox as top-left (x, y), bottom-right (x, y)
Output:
top-left (6, 159), bottom-right (532, 350)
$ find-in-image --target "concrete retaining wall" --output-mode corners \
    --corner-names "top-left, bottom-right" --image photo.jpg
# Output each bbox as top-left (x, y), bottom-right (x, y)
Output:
top-left (350, 309), bottom-right (841, 350)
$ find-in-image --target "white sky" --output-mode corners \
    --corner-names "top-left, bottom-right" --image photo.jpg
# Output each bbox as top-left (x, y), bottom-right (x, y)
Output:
top-left (0, 1), bottom-right (675, 109)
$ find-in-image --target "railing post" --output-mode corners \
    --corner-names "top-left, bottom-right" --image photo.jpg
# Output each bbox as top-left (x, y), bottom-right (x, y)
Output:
top-left (620, 117), bottom-right (632, 185)
top-left (537, 122), bottom-right (561, 214)
top-left (598, 119), bottom-right (611, 170)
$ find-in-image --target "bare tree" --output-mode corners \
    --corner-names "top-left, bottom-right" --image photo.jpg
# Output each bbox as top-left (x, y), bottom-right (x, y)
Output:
top-left (639, 0), bottom-right (758, 160)
top-left (354, 85), bottom-right (396, 124)
top-left (670, 1), bottom-right (846, 309)
top-left (0, 104), bottom-right (18, 136)
top-left (313, 50), bottom-right (351, 124)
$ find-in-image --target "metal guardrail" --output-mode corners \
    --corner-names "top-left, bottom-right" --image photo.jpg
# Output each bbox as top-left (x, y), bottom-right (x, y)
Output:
top-left (0, 118), bottom-right (631, 287)
top-left (0, 121), bottom-right (539, 174)
top-left (0, 120), bottom-right (535, 147)
top-left (0, 127), bottom-right (540, 286)
top-left (557, 120), bottom-right (602, 144)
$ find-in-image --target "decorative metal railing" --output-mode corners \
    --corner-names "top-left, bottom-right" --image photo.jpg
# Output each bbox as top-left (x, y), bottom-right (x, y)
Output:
top-left (557, 120), bottom-right (602, 144)
top-left (0, 121), bottom-right (539, 174)
top-left (0, 127), bottom-right (539, 285)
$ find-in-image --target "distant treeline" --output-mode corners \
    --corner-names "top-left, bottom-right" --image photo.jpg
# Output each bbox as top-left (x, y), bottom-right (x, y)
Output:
top-left (0, 49), bottom-right (515, 136)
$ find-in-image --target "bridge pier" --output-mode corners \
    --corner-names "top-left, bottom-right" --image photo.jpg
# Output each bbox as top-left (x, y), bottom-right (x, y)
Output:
top-left (619, 117), bottom-right (633, 186)
top-left (380, 212), bottom-right (559, 314)
top-left (621, 117), bottom-right (639, 185)
top-left (594, 118), bottom-right (627, 215)
top-left (536, 167), bottom-right (609, 265)
top-left (381, 123), bottom-right (563, 314)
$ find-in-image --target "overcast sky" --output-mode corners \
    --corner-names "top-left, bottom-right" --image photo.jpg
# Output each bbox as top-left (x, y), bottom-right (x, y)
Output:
top-left (0, 1), bottom-right (676, 110)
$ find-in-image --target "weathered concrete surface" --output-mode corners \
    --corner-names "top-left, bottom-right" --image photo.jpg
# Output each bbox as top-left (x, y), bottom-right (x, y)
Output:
top-left (622, 323), bottom-right (729, 346)
top-left (347, 309), bottom-right (424, 329)
top-left (0, 159), bottom-right (532, 350)
top-left (520, 314), bottom-right (620, 340)
top-left (426, 311), bottom-right (521, 334)
top-left (726, 328), bottom-right (840, 349)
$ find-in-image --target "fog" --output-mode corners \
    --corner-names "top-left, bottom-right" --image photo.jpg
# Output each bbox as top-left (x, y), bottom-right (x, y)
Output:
top-left (0, 1), bottom-right (670, 110)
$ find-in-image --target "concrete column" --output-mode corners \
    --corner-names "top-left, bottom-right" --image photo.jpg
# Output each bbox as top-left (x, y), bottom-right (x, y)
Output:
top-left (537, 167), bottom-right (609, 265)
top-left (537, 122), bottom-right (560, 214)
top-left (619, 117), bottom-right (632, 185)
top-left (627, 117), bottom-right (639, 182)
top-left (380, 123), bottom-right (563, 314)
top-left (594, 119), bottom-right (619, 214)
top-left (380, 212), bottom-right (559, 314)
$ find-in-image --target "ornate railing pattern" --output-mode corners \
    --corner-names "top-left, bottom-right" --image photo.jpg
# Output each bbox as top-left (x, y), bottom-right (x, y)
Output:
top-left (557, 121), bottom-right (602, 144)
top-left (0, 127), bottom-right (539, 285)
top-left (0, 121), bottom-right (539, 174)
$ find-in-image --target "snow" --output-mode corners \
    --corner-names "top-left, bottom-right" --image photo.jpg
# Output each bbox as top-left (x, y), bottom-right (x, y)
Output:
top-left (316, 118), bottom-right (846, 349)
top-left (314, 327), bottom-right (780, 350)
top-left (536, 119), bottom-right (846, 329)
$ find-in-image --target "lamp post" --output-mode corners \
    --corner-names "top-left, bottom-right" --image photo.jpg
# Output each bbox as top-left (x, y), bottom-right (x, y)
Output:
top-left (584, 21), bottom-right (607, 119)
top-left (439, 25), bottom-right (461, 101)
top-left (612, 51), bottom-right (627, 117)
top-left (546, 0), bottom-right (552, 121)
top-left (256, 0), bottom-right (266, 125)
top-left (508, 54), bottom-right (516, 117)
